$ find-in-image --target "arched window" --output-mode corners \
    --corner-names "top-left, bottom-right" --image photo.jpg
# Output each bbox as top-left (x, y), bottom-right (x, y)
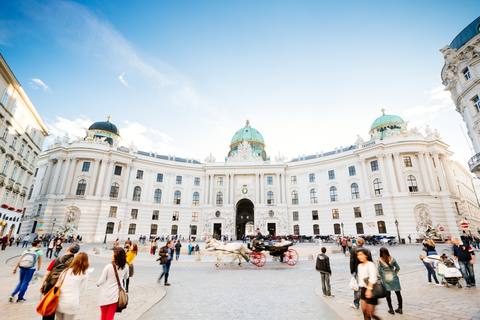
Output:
top-left (109, 182), bottom-right (119, 198)
top-left (294, 224), bottom-right (300, 235)
top-left (356, 222), bottom-right (364, 234)
top-left (150, 224), bottom-right (158, 235)
top-left (154, 189), bottom-right (162, 203)
top-left (216, 192), bottom-right (223, 205)
top-left (333, 223), bottom-right (341, 235)
top-left (313, 224), bottom-right (320, 235)
top-left (171, 225), bottom-right (178, 235)
top-left (407, 175), bottom-right (418, 192)
top-left (351, 183), bottom-right (360, 199)
top-left (267, 191), bottom-right (274, 205)
top-left (373, 178), bottom-right (383, 195)
top-left (192, 192), bottom-right (200, 205)
top-left (76, 179), bottom-right (87, 196)
top-left (291, 191), bottom-right (299, 204)
top-left (310, 189), bottom-right (318, 203)
top-left (106, 222), bottom-right (114, 234)
top-left (128, 223), bottom-right (136, 235)
top-left (173, 191), bottom-right (181, 204)
top-left (378, 220), bottom-right (387, 234)
top-left (132, 186), bottom-right (141, 201)
top-left (330, 186), bottom-right (338, 201)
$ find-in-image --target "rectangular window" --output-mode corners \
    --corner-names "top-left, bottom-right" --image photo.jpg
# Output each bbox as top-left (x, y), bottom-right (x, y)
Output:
top-left (192, 212), bottom-right (198, 222)
top-left (11, 137), bottom-right (17, 149)
top-left (328, 170), bottom-right (335, 180)
top-left (332, 209), bottom-right (339, 219)
top-left (136, 170), bottom-right (143, 179)
top-left (82, 162), bottom-right (91, 172)
top-left (19, 144), bottom-right (25, 155)
top-left (267, 176), bottom-right (273, 185)
top-left (109, 206), bottom-right (117, 217)
top-left (309, 173), bottom-right (315, 183)
top-left (152, 210), bottom-right (159, 220)
top-left (36, 204), bottom-right (42, 215)
top-left (25, 149), bottom-right (31, 161)
top-left (11, 166), bottom-right (18, 180)
top-left (1, 91), bottom-right (9, 106)
top-left (25, 174), bottom-right (31, 186)
top-left (11, 103), bottom-right (17, 116)
top-left (374, 204), bottom-right (384, 216)
top-left (371, 160), bottom-right (379, 171)
top-left (176, 176), bottom-right (182, 184)
top-left (156, 173), bottom-right (163, 182)
top-left (173, 211), bottom-right (179, 221)
top-left (114, 166), bottom-right (122, 176)
top-left (403, 156), bottom-right (412, 167)
top-left (354, 207), bottom-right (362, 218)
top-left (312, 210), bottom-right (319, 220)
top-left (8, 194), bottom-right (15, 207)
top-left (291, 176), bottom-right (297, 185)
top-left (18, 170), bottom-right (24, 183)
top-left (217, 177), bottom-right (223, 186)
top-left (1, 127), bottom-right (8, 140)
top-left (473, 96), bottom-right (480, 113)
top-left (128, 224), bottom-right (136, 235)
top-left (194, 177), bottom-right (200, 186)
top-left (292, 211), bottom-right (299, 221)
top-left (34, 168), bottom-right (38, 177)
top-left (463, 67), bottom-right (471, 80)
top-left (106, 223), bottom-right (114, 234)
top-left (2, 192), bottom-right (10, 205)
top-left (131, 209), bottom-right (138, 219)
top-left (2, 159), bottom-right (10, 175)
top-left (349, 166), bottom-right (356, 176)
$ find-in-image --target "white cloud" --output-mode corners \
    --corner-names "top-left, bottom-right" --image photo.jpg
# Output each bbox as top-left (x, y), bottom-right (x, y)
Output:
top-left (118, 72), bottom-right (128, 87)
top-left (404, 84), bottom-right (454, 117)
top-left (28, 78), bottom-right (51, 92)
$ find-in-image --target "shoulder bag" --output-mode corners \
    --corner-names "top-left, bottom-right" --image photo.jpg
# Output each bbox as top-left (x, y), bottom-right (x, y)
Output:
top-left (112, 262), bottom-right (128, 312)
top-left (36, 269), bottom-right (67, 316)
top-left (372, 276), bottom-right (388, 298)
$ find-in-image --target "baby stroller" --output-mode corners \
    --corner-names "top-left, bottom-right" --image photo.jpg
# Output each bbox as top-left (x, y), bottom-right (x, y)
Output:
top-left (437, 258), bottom-right (463, 288)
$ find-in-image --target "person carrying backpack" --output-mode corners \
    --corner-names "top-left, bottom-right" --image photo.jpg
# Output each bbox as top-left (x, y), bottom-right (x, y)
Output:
top-left (38, 243), bottom-right (80, 320)
top-left (10, 239), bottom-right (43, 302)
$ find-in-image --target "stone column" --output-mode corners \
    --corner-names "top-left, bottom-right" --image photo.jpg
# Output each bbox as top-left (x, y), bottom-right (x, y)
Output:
top-left (275, 173), bottom-right (280, 205)
top-left (281, 173), bottom-right (287, 204)
top-left (360, 160), bottom-right (371, 198)
top-left (230, 174), bottom-right (235, 204)
top-left (58, 158), bottom-right (71, 194)
top-left (123, 164), bottom-right (133, 199)
top-left (432, 152), bottom-right (448, 192)
top-left (102, 160), bottom-right (115, 197)
top-left (225, 174), bottom-right (230, 205)
top-left (393, 153), bottom-right (406, 193)
top-left (66, 158), bottom-right (79, 195)
top-left (416, 152), bottom-right (431, 192)
top-left (47, 159), bottom-right (63, 195)
top-left (204, 174), bottom-right (210, 204)
top-left (384, 154), bottom-right (399, 194)
top-left (40, 160), bottom-right (54, 195)
top-left (441, 155), bottom-right (457, 195)
top-left (210, 174), bottom-right (215, 205)
top-left (87, 159), bottom-right (100, 196)
top-left (424, 153), bottom-right (439, 191)
top-left (377, 155), bottom-right (390, 195)
top-left (260, 173), bottom-right (265, 204)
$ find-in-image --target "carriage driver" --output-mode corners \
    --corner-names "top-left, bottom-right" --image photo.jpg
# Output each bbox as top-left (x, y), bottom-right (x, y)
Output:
top-left (252, 228), bottom-right (264, 251)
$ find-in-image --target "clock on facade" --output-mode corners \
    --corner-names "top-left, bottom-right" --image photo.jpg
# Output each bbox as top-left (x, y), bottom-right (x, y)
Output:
top-left (242, 188), bottom-right (248, 194)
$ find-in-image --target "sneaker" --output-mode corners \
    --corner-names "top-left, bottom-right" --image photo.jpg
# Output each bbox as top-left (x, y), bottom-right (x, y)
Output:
top-left (395, 309), bottom-right (403, 314)
top-left (350, 303), bottom-right (359, 309)
top-left (16, 298), bottom-right (26, 303)
top-left (164, 283), bottom-right (171, 286)
top-left (388, 309), bottom-right (395, 315)
top-left (328, 294), bottom-right (335, 298)
top-left (9, 296), bottom-right (14, 303)
top-left (428, 282), bottom-right (435, 285)
top-left (435, 284), bottom-right (444, 287)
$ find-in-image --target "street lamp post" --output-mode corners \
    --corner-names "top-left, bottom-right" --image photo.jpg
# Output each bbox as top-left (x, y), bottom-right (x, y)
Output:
top-left (103, 223), bottom-right (108, 244)
top-left (51, 218), bottom-right (56, 235)
top-left (395, 220), bottom-right (401, 244)
top-left (189, 224), bottom-right (192, 241)
top-left (341, 222), bottom-right (344, 236)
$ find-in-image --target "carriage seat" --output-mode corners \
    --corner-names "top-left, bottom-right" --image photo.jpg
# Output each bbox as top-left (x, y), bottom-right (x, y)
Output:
top-left (274, 241), bottom-right (292, 247)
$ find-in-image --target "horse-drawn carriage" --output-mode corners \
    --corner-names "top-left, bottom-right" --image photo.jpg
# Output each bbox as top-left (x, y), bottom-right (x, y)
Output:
top-left (247, 240), bottom-right (299, 267)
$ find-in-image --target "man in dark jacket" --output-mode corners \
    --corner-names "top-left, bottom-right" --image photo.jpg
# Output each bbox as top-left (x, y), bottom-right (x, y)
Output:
top-left (316, 247), bottom-right (333, 297)
top-left (158, 240), bottom-right (174, 286)
top-left (252, 228), bottom-right (264, 251)
top-left (349, 238), bottom-right (372, 309)
top-left (452, 237), bottom-right (476, 287)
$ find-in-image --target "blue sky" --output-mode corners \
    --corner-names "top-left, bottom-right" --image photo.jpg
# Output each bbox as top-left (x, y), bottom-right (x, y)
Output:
top-left (1, 0), bottom-right (479, 167)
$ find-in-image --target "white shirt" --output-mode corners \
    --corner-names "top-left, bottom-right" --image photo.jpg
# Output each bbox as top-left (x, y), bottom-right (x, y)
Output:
top-left (357, 261), bottom-right (378, 288)
top-left (96, 263), bottom-right (129, 306)
top-left (56, 269), bottom-right (89, 314)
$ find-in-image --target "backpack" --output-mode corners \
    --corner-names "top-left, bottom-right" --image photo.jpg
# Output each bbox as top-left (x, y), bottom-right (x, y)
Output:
top-left (341, 240), bottom-right (346, 246)
top-left (42, 256), bottom-right (74, 294)
top-left (18, 249), bottom-right (39, 269)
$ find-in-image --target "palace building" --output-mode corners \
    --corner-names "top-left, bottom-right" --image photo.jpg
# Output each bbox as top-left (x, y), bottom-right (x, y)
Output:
top-left (20, 112), bottom-right (480, 242)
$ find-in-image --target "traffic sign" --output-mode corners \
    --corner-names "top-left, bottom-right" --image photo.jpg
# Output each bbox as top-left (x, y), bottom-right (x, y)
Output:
top-left (439, 227), bottom-right (444, 231)
top-left (461, 222), bottom-right (469, 229)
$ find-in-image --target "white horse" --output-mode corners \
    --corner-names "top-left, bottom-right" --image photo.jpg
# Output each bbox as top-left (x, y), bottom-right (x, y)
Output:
top-left (205, 239), bottom-right (246, 267)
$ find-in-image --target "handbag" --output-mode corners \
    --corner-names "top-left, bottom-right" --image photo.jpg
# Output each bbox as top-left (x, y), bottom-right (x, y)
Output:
top-left (112, 262), bottom-right (128, 312)
top-left (36, 269), bottom-right (67, 316)
top-left (372, 277), bottom-right (388, 298)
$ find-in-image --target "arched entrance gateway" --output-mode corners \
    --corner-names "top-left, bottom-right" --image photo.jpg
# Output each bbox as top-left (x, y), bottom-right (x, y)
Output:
top-left (236, 199), bottom-right (254, 239)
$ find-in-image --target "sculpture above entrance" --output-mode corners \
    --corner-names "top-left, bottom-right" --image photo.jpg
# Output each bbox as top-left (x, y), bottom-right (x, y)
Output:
top-left (227, 140), bottom-right (263, 164)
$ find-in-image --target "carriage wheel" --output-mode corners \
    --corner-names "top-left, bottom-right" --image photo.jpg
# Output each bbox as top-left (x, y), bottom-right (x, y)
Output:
top-left (250, 252), bottom-right (266, 267)
top-left (284, 249), bottom-right (299, 266)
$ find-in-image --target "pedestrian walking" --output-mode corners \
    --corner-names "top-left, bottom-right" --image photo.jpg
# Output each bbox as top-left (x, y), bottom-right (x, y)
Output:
top-left (350, 237), bottom-right (372, 310)
top-left (175, 240), bottom-right (182, 260)
top-left (9, 236), bottom-right (15, 246)
top-left (452, 237), bottom-right (476, 288)
top-left (46, 238), bottom-right (55, 259)
top-left (158, 240), bottom-right (174, 286)
top-left (152, 238), bottom-right (158, 255)
top-left (195, 244), bottom-right (200, 255)
top-left (54, 239), bottom-right (63, 258)
top-left (356, 248), bottom-right (380, 320)
top-left (378, 247), bottom-right (403, 315)
top-left (22, 234), bottom-right (31, 248)
top-left (97, 247), bottom-right (129, 320)
top-left (2, 234), bottom-right (8, 250)
top-left (408, 234), bottom-right (411, 244)
top-left (188, 242), bottom-right (192, 255)
top-left (16, 235), bottom-right (21, 246)
top-left (316, 247), bottom-right (333, 297)
top-left (10, 239), bottom-right (43, 302)
top-left (341, 238), bottom-right (347, 254)
top-left (347, 238), bottom-right (353, 253)
top-left (124, 238), bottom-right (132, 247)
top-left (125, 243), bottom-right (137, 293)
top-left (54, 252), bottom-right (89, 320)
top-left (419, 254), bottom-right (442, 285)
top-left (112, 238), bottom-right (119, 249)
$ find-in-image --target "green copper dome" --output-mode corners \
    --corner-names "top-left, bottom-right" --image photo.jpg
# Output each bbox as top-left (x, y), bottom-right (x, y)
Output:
top-left (369, 112), bottom-right (404, 132)
top-left (230, 120), bottom-right (265, 145)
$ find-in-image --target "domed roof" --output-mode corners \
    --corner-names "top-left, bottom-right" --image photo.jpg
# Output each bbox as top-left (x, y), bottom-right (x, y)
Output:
top-left (369, 110), bottom-right (404, 132)
top-left (230, 120), bottom-right (264, 145)
top-left (88, 116), bottom-right (120, 136)
top-left (450, 16), bottom-right (480, 49)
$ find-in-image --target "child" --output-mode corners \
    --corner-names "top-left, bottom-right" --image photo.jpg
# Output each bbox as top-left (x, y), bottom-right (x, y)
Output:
top-left (316, 247), bottom-right (333, 297)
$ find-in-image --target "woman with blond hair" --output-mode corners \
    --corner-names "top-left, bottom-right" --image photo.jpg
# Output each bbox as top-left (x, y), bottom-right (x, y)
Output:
top-left (55, 252), bottom-right (90, 320)
top-left (423, 239), bottom-right (437, 256)
top-left (125, 243), bottom-right (138, 292)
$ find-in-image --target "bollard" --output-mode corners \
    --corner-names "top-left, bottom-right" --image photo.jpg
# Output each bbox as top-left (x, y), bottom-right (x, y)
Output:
top-left (195, 255), bottom-right (201, 261)
top-left (94, 247), bottom-right (100, 254)
top-left (308, 254), bottom-right (314, 260)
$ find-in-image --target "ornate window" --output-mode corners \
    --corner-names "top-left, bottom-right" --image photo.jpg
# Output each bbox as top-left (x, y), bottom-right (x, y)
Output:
top-left (403, 156), bottom-right (412, 167)
top-left (2, 159), bottom-right (10, 175)
top-left (351, 183), bottom-right (360, 199)
top-left (150, 224), bottom-right (158, 235)
top-left (173, 191), bottom-right (181, 204)
top-left (407, 175), bottom-right (418, 192)
top-left (106, 222), bottom-right (114, 234)
top-left (374, 204), bottom-right (384, 216)
top-left (152, 210), bottom-right (159, 220)
top-left (192, 192), bottom-right (200, 205)
top-left (310, 189), bottom-right (318, 203)
top-left (354, 207), bottom-right (362, 218)
top-left (109, 183), bottom-right (119, 198)
top-left (313, 224), bottom-right (320, 235)
top-left (173, 211), bottom-right (179, 221)
top-left (332, 209), bottom-right (339, 219)
top-left (128, 223), bottom-right (136, 235)
top-left (154, 189), bottom-right (162, 203)
top-left (109, 206), bottom-right (117, 218)
top-left (131, 209), bottom-right (138, 219)
top-left (76, 179), bottom-right (87, 196)
top-left (463, 67), bottom-right (471, 80)
top-left (291, 176), bottom-right (297, 185)
top-left (312, 210), bottom-right (319, 220)
top-left (291, 191), bottom-right (299, 204)
top-left (373, 178), bottom-right (383, 195)
top-left (216, 192), bottom-right (223, 205)
top-left (267, 191), bottom-right (274, 205)
top-left (292, 211), bottom-right (299, 221)
top-left (309, 173), bottom-right (315, 183)
top-left (378, 220), bottom-right (387, 234)
top-left (171, 225), bottom-right (178, 235)
top-left (294, 224), bottom-right (300, 235)
top-left (472, 96), bottom-right (480, 113)
top-left (333, 223), bottom-right (341, 235)
top-left (356, 222), bottom-right (364, 234)
top-left (330, 186), bottom-right (338, 201)
top-left (132, 186), bottom-right (141, 201)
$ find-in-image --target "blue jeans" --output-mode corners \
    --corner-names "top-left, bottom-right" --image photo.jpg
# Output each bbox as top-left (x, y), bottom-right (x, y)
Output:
top-left (12, 268), bottom-right (35, 299)
top-left (423, 261), bottom-right (439, 284)
top-left (159, 260), bottom-right (172, 284)
top-left (22, 241), bottom-right (28, 248)
top-left (175, 251), bottom-right (180, 259)
top-left (458, 260), bottom-right (476, 286)
top-left (353, 274), bottom-right (360, 308)
top-left (320, 273), bottom-right (331, 296)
